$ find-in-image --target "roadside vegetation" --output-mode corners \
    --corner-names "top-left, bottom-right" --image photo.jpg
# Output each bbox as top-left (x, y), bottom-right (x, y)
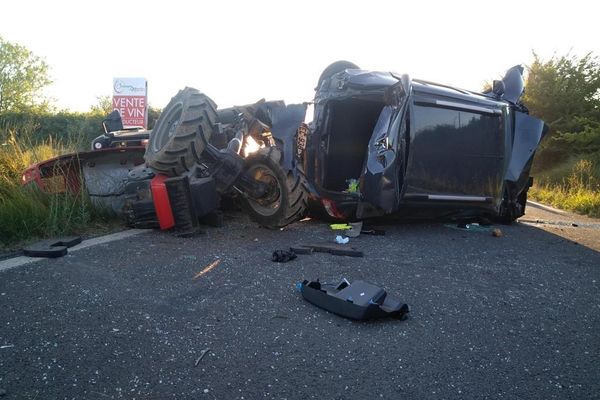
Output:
top-left (530, 158), bottom-right (600, 217)
top-left (524, 52), bottom-right (600, 217)
top-left (0, 127), bottom-right (112, 249)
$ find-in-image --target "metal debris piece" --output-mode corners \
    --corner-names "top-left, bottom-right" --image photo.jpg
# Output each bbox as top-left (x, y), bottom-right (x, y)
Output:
top-left (194, 348), bottom-right (210, 367)
top-left (193, 259), bottom-right (221, 280)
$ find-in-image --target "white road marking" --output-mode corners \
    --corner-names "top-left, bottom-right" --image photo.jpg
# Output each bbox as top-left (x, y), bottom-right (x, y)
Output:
top-left (0, 229), bottom-right (147, 273)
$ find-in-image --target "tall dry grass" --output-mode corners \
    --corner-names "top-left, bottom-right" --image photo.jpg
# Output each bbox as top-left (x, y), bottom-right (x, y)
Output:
top-left (0, 127), bottom-right (101, 248)
top-left (530, 158), bottom-right (600, 217)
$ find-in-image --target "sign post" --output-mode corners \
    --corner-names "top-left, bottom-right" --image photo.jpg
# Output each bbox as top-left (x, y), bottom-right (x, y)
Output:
top-left (112, 78), bottom-right (148, 128)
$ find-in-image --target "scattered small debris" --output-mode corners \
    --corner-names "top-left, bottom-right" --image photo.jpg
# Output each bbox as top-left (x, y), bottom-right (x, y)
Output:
top-left (344, 221), bottom-right (363, 238)
top-left (492, 228), bottom-right (503, 237)
top-left (194, 348), bottom-right (210, 367)
top-left (89, 391), bottom-right (110, 398)
top-left (361, 228), bottom-right (385, 236)
top-left (193, 259), bottom-right (221, 280)
top-left (330, 223), bottom-right (351, 230)
top-left (290, 246), bottom-right (313, 255)
top-left (272, 250), bottom-right (297, 263)
top-left (292, 243), bottom-right (363, 258)
top-left (335, 235), bottom-right (350, 244)
top-left (23, 236), bottom-right (82, 258)
top-left (446, 223), bottom-right (493, 233)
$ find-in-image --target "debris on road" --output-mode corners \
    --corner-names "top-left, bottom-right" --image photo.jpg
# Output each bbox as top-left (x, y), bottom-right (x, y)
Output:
top-left (299, 278), bottom-right (409, 321)
top-left (292, 243), bottom-right (363, 258)
top-left (289, 246), bottom-right (313, 255)
top-left (492, 228), bottom-right (503, 237)
top-left (330, 224), bottom-right (352, 230)
top-left (194, 348), bottom-right (210, 367)
top-left (272, 250), bottom-right (297, 263)
top-left (344, 221), bottom-right (363, 238)
top-left (335, 235), bottom-right (350, 244)
top-left (23, 236), bottom-right (82, 258)
top-left (361, 228), bottom-right (386, 236)
top-left (192, 259), bottom-right (221, 280)
top-left (446, 223), bottom-right (494, 233)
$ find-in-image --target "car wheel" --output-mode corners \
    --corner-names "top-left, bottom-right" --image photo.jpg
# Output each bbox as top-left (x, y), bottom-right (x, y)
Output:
top-left (497, 185), bottom-right (528, 224)
top-left (316, 60), bottom-right (360, 90)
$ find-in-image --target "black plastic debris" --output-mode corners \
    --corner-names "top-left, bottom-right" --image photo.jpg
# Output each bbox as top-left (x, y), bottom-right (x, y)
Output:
top-left (23, 236), bottom-right (82, 258)
top-left (272, 250), bottom-right (297, 263)
top-left (291, 243), bottom-right (363, 257)
top-left (299, 278), bottom-right (409, 321)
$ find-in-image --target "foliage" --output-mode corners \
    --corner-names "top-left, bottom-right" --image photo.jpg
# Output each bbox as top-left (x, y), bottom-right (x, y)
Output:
top-left (90, 95), bottom-right (113, 116)
top-left (523, 51), bottom-right (600, 198)
top-left (532, 123), bottom-right (600, 172)
top-left (530, 159), bottom-right (600, 217)
top-left (0, 35), bottom-right (52, 113)
top-left (0, 111), bottom-right (105, 150)
top-left (0, 127), bottom-right (111, 248)
top-left (523, 52), bottom-right (600, 134)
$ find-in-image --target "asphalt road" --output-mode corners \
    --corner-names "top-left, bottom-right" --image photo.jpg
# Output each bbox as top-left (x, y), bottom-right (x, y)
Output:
top-left (1, 206), bottom-right (599, 399)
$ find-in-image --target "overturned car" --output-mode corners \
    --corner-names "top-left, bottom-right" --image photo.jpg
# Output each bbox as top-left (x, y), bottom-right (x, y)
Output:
top-left (123, 61), bottom-right (547, 230)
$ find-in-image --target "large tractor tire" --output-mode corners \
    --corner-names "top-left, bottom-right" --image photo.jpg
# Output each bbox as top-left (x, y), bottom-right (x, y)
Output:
top-left (316, 60), bottom-right (360, 90)
top-left (241, 147), bottom-right (308, 229)
top-left (145, 87), bottom-right (218, 176)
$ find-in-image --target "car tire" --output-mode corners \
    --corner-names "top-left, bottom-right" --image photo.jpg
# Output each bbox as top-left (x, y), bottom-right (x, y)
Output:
top-left (497, 185), bottom-right (528, 224)
top-left (241, 147), bottom-right (308, 229)
top-left (316, 60), bottom-right (360, 90)
top-left (145, 87), bottom-right (217, 176)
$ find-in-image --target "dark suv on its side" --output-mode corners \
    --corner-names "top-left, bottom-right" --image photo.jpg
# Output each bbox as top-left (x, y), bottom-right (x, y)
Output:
top-left (297, 62), bottom-right (547, 224)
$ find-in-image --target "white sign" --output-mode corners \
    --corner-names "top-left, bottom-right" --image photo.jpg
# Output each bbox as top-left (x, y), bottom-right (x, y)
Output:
top-left (112, 77), bottom-right (148, 128)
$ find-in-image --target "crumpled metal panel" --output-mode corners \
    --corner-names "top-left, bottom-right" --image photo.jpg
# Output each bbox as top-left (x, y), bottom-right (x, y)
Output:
top-left (82, 150), bottom-right (145, 213)
top-left (268, 103), bottom-right (307, 171)
top-left (505, 112), bottom-right (547, 182)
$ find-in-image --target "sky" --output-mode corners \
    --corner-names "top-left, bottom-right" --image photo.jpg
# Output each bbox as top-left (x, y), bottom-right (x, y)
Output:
top-left (1, 0), bottom-right (597, 112)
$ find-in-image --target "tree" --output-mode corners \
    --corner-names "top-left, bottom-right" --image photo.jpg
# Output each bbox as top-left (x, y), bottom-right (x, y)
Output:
top-left (523, 52), bottom-right (600, 134)
top-left (0, 36), bottom-right (52, 113)
top-left (89, 95), bottom-right (113, 115)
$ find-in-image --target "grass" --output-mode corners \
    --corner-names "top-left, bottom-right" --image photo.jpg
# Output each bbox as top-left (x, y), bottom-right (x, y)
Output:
top-left (0, 127), bottom-right (118, 250)
top-left (530, 158), bottom-right (600, 218)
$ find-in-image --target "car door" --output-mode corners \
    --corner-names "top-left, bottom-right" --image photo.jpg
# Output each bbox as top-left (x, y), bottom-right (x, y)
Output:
top-left (356, 78), bottom-right (409, 218)
top-left (402, 98), bottom-right (505, 203)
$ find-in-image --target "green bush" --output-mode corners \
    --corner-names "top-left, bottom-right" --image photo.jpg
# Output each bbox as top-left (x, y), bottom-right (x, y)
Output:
top-left (530, 158), bottom-right (600, 217)
top-left (0, 111), bottom-right (105, 150)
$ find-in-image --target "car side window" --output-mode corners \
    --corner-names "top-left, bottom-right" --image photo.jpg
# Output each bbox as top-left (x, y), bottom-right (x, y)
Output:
top-left (405, 103), bottom-right (504, 196)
